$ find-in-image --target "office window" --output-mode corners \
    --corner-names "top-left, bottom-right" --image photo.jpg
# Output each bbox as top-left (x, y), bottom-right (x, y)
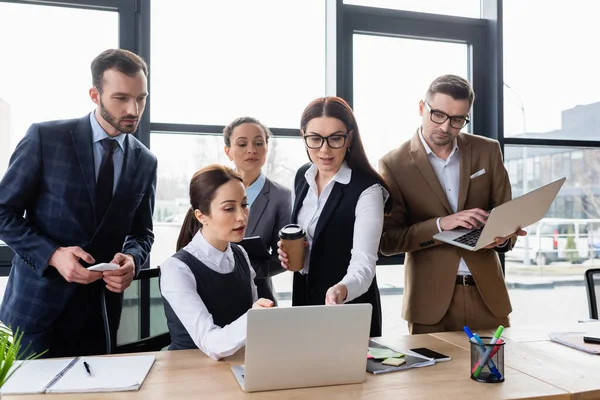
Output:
top-left (503, 145), bottom-right (599, 326)
top-left (149, 132), bottom-right (306, 268)
top-left (352, 34), bottom-right (469, 168)
top-left (150, 0), bottom-right (326, 128)
top-left (343, 0), bottom-right (481, 18)
top-left (503, 0), bottom-right (600, 140)
top-left (0, 2), bottom-right (118, 180)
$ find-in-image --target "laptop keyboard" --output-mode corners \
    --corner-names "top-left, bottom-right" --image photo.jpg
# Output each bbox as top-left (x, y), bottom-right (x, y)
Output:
top-left (454, 228), bottom-right (483, 247)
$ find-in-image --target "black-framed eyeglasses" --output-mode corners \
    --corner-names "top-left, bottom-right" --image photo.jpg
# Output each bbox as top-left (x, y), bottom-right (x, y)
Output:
top-left (424, 101), bottom-right (470, 129)
top-left (303, 133), bottom-right (349, 149)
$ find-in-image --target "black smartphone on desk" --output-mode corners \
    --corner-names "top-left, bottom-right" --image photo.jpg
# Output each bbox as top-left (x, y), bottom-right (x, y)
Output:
top-left (583, 336), bottom-right (600, 345)
top-left (410, 347), bottom-right (452, 362)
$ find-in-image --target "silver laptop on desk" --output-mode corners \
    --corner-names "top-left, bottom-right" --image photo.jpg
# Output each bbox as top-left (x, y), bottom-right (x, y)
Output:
top-left (231, 304), bottom-right (372, 393)
top-left (433, 177), bottom-right (566, 251)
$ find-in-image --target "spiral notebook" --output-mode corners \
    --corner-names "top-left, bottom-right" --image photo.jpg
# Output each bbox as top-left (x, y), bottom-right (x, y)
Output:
top-left (0, 355), bottom-right (155, 395)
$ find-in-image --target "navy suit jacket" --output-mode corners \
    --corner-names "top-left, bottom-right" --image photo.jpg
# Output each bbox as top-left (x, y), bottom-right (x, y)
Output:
top-left (0, 114), bottom-right (157, 333)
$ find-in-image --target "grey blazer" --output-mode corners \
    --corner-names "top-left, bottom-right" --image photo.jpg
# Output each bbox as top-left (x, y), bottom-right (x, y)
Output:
top-left (246, 177), bottom-right (292, 303)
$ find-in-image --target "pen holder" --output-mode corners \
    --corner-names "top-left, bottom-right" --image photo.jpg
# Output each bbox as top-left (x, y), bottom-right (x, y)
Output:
top-left (469, 336), bottom-right (505, 383)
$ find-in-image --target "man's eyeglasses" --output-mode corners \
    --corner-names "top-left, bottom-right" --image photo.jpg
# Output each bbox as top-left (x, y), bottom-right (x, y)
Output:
top-left (424, 101), bottom-right (470, 129)
top-left (303, 133), bottom-right (349, 149)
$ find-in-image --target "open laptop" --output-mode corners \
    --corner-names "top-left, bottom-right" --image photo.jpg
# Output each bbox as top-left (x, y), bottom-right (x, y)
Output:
top-left (433, 177), bottom-right (566, 251)
top-left (231, 304), bottom-right (372, 392)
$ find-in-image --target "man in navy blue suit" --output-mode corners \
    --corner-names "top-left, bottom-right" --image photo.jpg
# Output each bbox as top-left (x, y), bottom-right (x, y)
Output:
top-left (0, 49), bottom-right (157, 357)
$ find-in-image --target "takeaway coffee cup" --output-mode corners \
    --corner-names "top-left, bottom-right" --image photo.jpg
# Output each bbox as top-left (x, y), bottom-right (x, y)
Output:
top-left (278, 224), bottom-right (306, 272)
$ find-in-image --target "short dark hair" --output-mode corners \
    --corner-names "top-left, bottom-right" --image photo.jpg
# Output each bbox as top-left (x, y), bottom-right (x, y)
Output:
top-left (223, 116), bottom-right (271, 147)
top-left (176, 165), bottom-right (243, 251)
top-left (425, 74), bottom-right (475, 107)
top-left (91, 49), bottom-right (148, 93)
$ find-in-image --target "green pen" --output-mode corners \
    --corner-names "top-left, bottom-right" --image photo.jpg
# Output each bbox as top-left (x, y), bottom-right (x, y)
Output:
top-left (473, 325), bottom-right (504, 378)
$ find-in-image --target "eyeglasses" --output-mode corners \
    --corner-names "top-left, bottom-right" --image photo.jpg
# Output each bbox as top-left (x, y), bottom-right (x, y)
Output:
top-left (424, 101), bottom-right (470, 129)
top-left (303, 133), bottom-right (349, 149)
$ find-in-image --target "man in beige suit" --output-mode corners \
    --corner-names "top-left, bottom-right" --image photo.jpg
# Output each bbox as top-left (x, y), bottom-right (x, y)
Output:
top-left (379, 75), bottom-right (526, 334)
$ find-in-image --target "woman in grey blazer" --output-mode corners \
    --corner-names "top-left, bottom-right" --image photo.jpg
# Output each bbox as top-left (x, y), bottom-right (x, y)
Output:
top-left (223, 117), bottom-right (292, 304)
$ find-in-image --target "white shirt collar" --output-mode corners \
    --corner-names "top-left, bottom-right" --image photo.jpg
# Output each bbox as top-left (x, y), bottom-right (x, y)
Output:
top-left (304, 161), bottom-right (352, 186)
top-left (418, 126), bottom-right (459, 159)
top-left (190, 229), bottom-right (234, 267)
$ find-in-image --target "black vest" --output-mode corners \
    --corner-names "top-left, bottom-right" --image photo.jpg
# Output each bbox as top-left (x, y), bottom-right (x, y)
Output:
top-left (162, 244), bottom-right (253, 350)
top-left (291, 163), bottom-right (383, 337)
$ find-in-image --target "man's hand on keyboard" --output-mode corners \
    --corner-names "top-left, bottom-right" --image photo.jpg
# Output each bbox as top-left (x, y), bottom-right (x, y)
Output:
top-left (440, 208), bottom-right (489, 231)
top-left (483, 229), bottom-right (528, 249)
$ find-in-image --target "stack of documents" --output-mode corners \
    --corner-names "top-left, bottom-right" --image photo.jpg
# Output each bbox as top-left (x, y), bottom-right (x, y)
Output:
top-left (0, 355), bottom-right (156, 394)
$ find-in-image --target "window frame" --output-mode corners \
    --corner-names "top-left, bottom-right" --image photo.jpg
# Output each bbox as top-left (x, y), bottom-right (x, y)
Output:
top-left (0, 0), bottom-right (145, 273)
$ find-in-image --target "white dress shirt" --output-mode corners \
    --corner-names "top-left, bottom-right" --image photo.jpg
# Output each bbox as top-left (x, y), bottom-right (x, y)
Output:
top-left (296, 162), bottom-right (389, 302)
top-left (159, 230), bottom-right (258, 360)
top-left (418, 129), bottom-right (471, 275)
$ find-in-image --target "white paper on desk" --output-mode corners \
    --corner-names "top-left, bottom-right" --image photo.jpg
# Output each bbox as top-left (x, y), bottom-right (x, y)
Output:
top-left (548, 332), bottom-right (600, 355)
top-left (0, 359), bottom-right (72, 394)
top-left (48, 355), bottom-right (156, 393)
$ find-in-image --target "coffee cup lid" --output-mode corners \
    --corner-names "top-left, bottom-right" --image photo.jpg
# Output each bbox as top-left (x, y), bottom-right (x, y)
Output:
top-left (278, 224), bottom-right (305, 240)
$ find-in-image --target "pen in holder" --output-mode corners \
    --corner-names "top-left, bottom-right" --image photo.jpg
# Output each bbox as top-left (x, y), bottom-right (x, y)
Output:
top-left (469, 336), bottom-right (505, 383)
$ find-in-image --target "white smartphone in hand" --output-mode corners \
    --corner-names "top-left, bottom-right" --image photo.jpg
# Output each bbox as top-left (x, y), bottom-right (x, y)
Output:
top-left (88, 262), bottom-right (120, 272)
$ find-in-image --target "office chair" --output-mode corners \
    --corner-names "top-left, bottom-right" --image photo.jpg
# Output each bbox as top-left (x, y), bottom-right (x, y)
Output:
top-left (585, 268), bottom-right (600, 320)
top-left (102, 267), bottom-right (171, 354)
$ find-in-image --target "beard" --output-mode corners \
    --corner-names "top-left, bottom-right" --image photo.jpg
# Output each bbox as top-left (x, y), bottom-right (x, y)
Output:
top-left (429, 128), bottom-right (454, 147)
top-left (99, 97), bottom-right (139, 134)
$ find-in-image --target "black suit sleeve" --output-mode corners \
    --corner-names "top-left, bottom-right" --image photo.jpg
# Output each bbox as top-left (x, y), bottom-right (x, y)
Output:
top-left (0, 123), bottom-right (58, 276)
top-left (122, 156), bottom-right (157, 275)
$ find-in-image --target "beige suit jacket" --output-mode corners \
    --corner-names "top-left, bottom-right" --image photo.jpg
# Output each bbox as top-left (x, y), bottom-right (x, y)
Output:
top-left (379, 130), bottom-right (513, 325)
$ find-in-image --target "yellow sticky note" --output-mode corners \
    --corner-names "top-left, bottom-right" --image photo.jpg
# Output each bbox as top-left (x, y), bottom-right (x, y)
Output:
top-left (382, 357), bottom-right (406, 366)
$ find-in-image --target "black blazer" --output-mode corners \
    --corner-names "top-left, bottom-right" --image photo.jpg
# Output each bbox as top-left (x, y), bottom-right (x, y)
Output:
top-left (0, 114), bottom-right (157, 333)
top-left (245, 177), bottom-right (292, 302)
top-left (291, 163), bottom-right (382, 337)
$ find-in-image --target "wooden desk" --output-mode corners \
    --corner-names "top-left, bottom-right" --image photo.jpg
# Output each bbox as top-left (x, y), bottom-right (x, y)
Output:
top-left (431, 324), bottom-right (600, 399)
top-left (485, 321), bottom-right (600, 343)
top-left (4, 334), bottom-right (568, 400)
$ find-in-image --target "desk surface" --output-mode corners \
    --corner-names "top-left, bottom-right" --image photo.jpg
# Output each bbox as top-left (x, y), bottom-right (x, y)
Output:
top-left (431, 323), bottom-right (600, 399)
top-left (4, 334), bottom-right (569, 400)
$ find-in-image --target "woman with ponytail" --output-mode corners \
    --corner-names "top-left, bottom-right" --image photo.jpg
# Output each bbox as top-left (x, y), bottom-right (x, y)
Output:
top-left (160, 164), bottom-right (273, 360)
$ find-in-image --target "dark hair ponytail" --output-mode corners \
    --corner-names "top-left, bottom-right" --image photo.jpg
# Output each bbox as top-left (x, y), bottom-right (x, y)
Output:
top-left (175, 164), bottom-right (243, 251)
top-left (176, 208), bottom-right (202, 251)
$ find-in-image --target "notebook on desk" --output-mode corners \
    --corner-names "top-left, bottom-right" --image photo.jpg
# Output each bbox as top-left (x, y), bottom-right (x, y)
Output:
top-left (0, 354), bottom-right (156, 395)
top-left (367, 340), bottom-right (435, 374)
top-left (548, 332), bottom-right (600, 355)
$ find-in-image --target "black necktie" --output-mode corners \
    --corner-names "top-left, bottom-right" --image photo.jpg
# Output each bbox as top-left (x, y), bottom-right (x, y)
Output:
top-left (96, 139), bottom-right (117, 224)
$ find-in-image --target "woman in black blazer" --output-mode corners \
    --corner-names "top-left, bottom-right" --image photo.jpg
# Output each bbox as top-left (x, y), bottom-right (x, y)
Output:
top-left (277, 97), bottom-right (391, 337)
top-left (223, 117), bottom-right (292, 304)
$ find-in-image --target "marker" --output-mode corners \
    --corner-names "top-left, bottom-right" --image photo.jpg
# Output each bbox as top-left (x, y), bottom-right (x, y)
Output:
top-left (473, 325), bottom-right (504, 378)
top-left (462, 326), bottom-right (502, 379)
top-left (471, 338), bottom-right (504, 374)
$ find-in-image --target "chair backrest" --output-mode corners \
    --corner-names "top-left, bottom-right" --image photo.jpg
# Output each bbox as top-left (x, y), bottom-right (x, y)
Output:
top-left (102, 267), bottom-right (170, 354)
top-left (585, 268), bottom-right (600, 320)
